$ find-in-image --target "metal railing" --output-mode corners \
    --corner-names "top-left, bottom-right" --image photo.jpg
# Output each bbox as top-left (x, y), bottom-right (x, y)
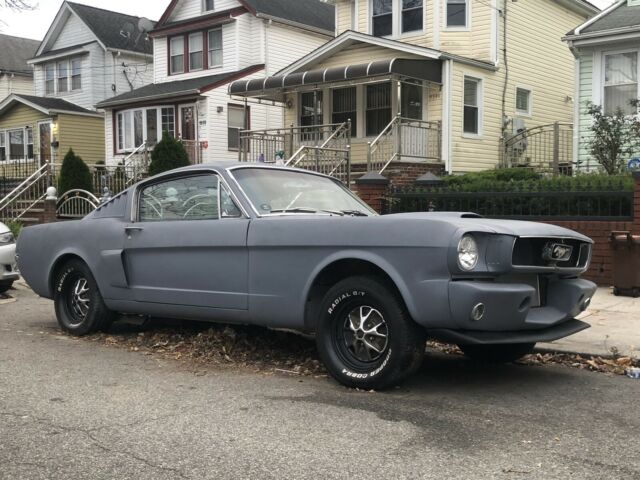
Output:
top-left (56, 189), bottom-right (101, 219)
top-left (501, 122), bottom-right (574, 175)
top-left (181, 140), bottom-right (202, 165)
top-left (367, 115), bottom-right (442, 174)
top-left (239, 122), bottom-right (351, 164)
top-left (0, 161), bottom-right (52, 222)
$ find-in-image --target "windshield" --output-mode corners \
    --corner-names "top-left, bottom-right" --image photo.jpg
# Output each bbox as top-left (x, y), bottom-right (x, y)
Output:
top-left (231, 168), bottom-right (376, 216)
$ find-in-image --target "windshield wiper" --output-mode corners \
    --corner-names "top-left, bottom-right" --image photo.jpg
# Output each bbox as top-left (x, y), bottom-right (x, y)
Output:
top-left (269, 207), bottom-right (345, 216)
top-left (340, 210), bottom-right (369, 217)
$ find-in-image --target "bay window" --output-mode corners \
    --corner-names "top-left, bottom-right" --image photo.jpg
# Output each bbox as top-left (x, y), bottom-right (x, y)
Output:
top-left (189, 33), bottom-right (203, 71)
top-left (366, 83), bottom-right (392, 137)
top-left (57, 61), bottom-right (68, 93)
top-left (463, 76), bottom-right (481, 135)
top-left (604, 51), bottom-right (638, 116)
top-left (71, 58), bottom-right (82, 90)
top-left (170, 37), bottom-right (185, 74)
top-left (116, 106), bottom-right (175, 153)
top-left (45, 64), bottom-right (55, 94)
top-left (208, 28), bottom-right (223, 67)
top-left (446, 0), bottom-right (468, 28)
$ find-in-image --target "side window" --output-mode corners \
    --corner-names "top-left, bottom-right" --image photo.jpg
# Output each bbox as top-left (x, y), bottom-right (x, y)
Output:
top-left (139, 175), bottom-right (220, 222)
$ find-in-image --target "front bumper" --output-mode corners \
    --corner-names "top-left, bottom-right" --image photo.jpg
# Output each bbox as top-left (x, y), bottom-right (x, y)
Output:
top-left (0, 244), bottom-right (19, 284)
top-left (446, 277), bottom-right (597, 332)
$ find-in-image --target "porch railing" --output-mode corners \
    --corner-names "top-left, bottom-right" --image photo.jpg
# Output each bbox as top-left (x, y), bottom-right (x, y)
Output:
top-left (367, 115), bottom-right (442, 174)
top-left (239, 122), bottom-right (351, 164)
top-left (501, 122), bottom-right (574, 175)
top-left (0, 161), bottom-right (51, 222)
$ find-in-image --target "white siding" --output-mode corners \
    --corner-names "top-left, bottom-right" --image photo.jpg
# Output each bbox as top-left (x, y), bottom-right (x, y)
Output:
top-left (51, 12), bottom-right (96, 50)
top-left (577, 49), bottom-right (594, 169)
top-left (168, 0), bottom-right (242, 23)
top-left (264, 23), bottom-right (329, 75)
top-left (236, 14), bottom-right (262, 70)
top-left (0, 74), bottom-right (34, 98)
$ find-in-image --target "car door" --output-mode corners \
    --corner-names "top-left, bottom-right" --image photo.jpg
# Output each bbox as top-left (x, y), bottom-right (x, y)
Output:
top-left (123, 172), bottom-right (249, 310)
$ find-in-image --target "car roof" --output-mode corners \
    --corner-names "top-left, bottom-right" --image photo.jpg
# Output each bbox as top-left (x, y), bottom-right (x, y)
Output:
top-left (168, 162), bottom-right (332, 178)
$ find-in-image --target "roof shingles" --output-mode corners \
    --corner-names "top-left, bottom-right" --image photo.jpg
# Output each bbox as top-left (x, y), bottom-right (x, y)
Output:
top-left (0, 33), bottom-right (40, 76)
top-left (582, 2), bottom-right (640, 34)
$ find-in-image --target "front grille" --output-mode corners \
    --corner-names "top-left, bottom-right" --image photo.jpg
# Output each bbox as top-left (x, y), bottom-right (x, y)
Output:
top-left (512, 238), bottom-right (590, 269)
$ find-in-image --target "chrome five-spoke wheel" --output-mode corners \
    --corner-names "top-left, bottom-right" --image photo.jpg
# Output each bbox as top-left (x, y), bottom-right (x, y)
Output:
top-left (69, 277), bottom-right (91, 325)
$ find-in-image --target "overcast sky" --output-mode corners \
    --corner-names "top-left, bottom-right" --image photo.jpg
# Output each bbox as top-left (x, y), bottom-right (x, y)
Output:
top-left (0, 0), bottom-right (621, 41)
top-left (0, 0), bottom-right (171, 40)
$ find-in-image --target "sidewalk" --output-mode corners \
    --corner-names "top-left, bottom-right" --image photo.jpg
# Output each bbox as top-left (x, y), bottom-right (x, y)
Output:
top-left (539, 287), bottom-right (640, 358)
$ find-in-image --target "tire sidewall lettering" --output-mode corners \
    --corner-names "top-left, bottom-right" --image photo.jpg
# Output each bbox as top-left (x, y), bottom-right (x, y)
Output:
top-left (327, 290), bottom-right (366, 316)
top-left (340, 349), bottom-right (393, 379)
top-left (56, 267), bottom-right (74, 293)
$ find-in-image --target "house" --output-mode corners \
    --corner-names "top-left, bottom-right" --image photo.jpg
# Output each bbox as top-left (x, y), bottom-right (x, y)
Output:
top-left (565, 0), bottom-right (640, 170)
top-left (0, 1), bottom-right (154, 165)
top-left (95, 0), bottom-right (335, 166)
top-left (0, 34), bottom-right (40, 100)
top-left (231, 0), bottom-right (598, 175)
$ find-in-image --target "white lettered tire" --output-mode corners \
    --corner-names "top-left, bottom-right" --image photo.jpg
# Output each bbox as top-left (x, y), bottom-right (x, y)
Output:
top-left (315, 276), bottom-right (426, 389)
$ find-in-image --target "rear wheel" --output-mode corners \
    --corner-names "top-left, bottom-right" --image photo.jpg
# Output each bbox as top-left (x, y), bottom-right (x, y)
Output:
top-left (54, 260), bottom-right (114, 336)
top-left (458, 343), bottom-right (536, 363)
top-left (315, 276), bottom-right (425, 390)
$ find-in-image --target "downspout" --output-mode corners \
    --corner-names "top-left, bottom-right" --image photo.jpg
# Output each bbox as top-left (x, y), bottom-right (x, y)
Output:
top-left (500, 0), bottom-right (509, 143)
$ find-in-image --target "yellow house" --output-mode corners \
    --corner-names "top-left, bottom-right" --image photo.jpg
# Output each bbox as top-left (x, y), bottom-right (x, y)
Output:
top-left (0, 94), bottom-right (104, 168)
top-left (230, 0), bottom-right (597, 174)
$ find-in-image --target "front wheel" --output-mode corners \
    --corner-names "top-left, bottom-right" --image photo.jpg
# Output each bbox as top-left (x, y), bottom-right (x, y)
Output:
top-left (458, 343), bottom-right (536, 363)
top-left (315, 276), bottom-right (426, 390)
top-left (54, 260), bottom-right (114, 336)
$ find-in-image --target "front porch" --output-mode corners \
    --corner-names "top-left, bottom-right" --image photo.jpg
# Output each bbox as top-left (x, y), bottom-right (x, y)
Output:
top-left (230, 58), bottom-right (445, 180)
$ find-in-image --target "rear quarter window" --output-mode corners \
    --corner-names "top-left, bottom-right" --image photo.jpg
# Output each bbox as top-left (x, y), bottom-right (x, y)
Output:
top-left (89, 191), bottom-right (128, 219)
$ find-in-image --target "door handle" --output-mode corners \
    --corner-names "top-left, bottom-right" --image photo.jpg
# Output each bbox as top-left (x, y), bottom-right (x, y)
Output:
top-left (125, 226), bottom-right (144, 234)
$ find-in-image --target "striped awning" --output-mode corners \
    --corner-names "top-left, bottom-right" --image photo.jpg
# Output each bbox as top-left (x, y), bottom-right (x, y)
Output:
top-left (228, 58), bottom-right (442, 98)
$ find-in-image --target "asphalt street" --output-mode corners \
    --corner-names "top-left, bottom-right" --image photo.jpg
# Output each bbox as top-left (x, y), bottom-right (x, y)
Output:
top-left (1, 286), bottom-right (639, 480)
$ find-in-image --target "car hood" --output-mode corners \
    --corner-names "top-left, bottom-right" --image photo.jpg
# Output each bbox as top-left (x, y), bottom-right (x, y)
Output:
top-left (387, 212), bottom-right (593, 243)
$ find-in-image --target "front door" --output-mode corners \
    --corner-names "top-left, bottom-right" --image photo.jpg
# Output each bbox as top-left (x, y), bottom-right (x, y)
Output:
top-left (38, 121), bottom-right (52, 165)
top-left (179, 105), bottom-right (197, 163)
top-left (400, 83), bottom-right (428, 159)
top-left (123, 172), bottom-right (249, 310)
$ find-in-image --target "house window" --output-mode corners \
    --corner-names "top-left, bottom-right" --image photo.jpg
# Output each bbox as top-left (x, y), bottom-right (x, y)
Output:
top-left (402, 0), bottom-right (423, 33)
top-left (71, 58), bottom-right (82, 90)
top-left (0, 131), bottom-right (6, 162)
top-left (516, 87), bottom-right (531, 115)
top-left (204, 0), bottom-right (215, 12)
top-left (8, 129), bottom-right (24, 159)
top-left (26, 126), bottom-right (33, 159)
top-left (446, 0), bottom-right (468, 28)
top-left (463, 76), bottom-right (481, 135)
top-left (161, 107), bottom-right (176, 137)
top-left (57, 61), bottom-right (68, 93)
top-left (604, 52), bottom-right (638, 116)
top-left (189, 33), bottom-right (203, 71)
top-left (228, 104), bottom-right (248, 151)
top-left (332, 87), bottom-right (357, 136)
top-left (117, 106), bottom-right (176, 153)
top-left (300, 91), bottom-right (324, 127)
top-left (372, 0), bottom-right (393, 37)
top-left (45, 64), bottom-right (55, 94)
top-left (366, 83), bottom-right (392, 137)
top-left (170, 36), bottom-right (185, 74)
top-left (208, 28), bottom-right (223, 67)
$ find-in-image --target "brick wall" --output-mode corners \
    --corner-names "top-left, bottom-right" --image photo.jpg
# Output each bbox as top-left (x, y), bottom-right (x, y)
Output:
top-left (354, 172), bottom-right (640, 287)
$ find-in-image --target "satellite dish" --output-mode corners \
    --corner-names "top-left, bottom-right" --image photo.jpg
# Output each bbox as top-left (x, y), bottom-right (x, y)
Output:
top-left (120, 22), bottom-right (135, 39)
top-left (138, 17), bottom-right (155, 33)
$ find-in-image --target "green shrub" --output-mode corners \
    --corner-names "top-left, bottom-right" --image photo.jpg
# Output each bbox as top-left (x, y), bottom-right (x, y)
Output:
top-left (5, 220), bottom-right (22, 239)
top-left (57, 149), bottom-right (93, 195)
top-left (148, 133), bottom-right (190, 176)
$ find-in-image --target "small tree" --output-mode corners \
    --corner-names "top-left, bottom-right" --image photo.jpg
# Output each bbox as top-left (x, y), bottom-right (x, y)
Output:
top-left (584, 102), bottom-right (639, 175)
top-left (58, 149), bottom-right (93, 195)
top-left (148, 133), bottom-right (190, 176)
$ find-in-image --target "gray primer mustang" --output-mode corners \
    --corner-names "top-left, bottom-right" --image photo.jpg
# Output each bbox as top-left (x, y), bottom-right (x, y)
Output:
top-left (17, 163), bottom-right (597, 388)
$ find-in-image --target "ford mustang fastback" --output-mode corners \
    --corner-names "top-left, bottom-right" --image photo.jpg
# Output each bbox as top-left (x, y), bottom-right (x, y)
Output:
top-left (17, 163), bottom-right (597, 388)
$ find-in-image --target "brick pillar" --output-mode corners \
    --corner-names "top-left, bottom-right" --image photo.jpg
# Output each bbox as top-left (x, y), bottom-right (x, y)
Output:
top-left (354, 172), bottom-right (390, 214)
top-left (42, 198), bottom-right (57, 224)
top-left (634, 172), bottom-right (640, 233)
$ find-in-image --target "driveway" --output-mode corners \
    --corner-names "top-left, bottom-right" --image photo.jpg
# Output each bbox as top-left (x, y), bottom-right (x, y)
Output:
top-left (1, 286), bottom-right (639, 480)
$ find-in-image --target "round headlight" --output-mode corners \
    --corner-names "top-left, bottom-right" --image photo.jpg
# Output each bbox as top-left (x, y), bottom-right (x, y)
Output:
top-left (0, 232), bottom-right (14, 245)
top-left (457, 234), bottom-right (478, 271)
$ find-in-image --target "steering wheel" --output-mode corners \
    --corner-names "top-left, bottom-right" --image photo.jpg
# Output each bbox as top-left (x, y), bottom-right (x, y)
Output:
top-left (183, 201), bottom-right (216, 219)
top-left (182, 193), bottom-right (212, 208)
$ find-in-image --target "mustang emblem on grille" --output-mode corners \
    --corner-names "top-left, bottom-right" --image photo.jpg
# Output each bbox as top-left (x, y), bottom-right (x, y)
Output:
top-left (542, 242), bottom-right (573, 262)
